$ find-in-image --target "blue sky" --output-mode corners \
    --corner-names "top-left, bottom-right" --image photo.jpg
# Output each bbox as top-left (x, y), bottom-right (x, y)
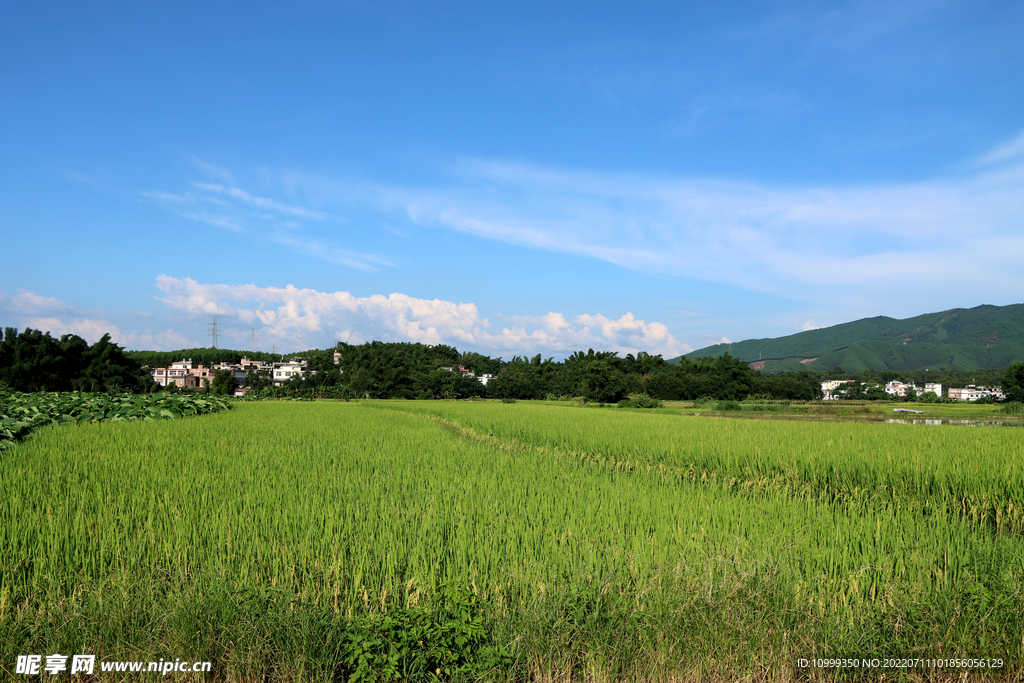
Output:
top-left (2, 0), bottom-right (1023, 358)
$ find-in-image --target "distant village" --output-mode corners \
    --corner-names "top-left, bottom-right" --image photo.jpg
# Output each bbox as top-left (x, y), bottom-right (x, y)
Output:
top-left (820, 379), bottom-right (1005, 402)
top-left (150, 355), bottom-right (495, 396)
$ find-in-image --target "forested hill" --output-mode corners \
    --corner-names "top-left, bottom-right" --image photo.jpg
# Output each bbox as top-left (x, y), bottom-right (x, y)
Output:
top-left (678, 304), bottom-right (1024, 372)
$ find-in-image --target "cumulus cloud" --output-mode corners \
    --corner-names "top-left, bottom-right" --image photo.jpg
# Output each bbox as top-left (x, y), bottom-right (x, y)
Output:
top-left (703, 335), bottom-right (732, 346)
top-left (154, 276), bottom-right (690, 358)
top-left (803, 320), bottom-right (822, 331)
top-left (23, 316), bottom-right (191, 351)
top-left (1, 289), bottom-right (191, 350)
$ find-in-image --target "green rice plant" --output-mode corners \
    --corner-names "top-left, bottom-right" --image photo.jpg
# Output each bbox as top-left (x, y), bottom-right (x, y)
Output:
top-left (2, 401), bottom-right (1022, 680)
top-left (373, 401), bottom-right (1024, 536)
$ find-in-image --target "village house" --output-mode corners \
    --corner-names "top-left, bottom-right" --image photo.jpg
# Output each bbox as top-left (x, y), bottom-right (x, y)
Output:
top-left (948, 385), bottom-right (1004, 401)
top-left (150, 355), bottom-right (336, 390)
top-left (440, 365), bottom-right (493, 386)
top-left (151, 359), bottom-right (208, 389)
top-left (820, 379), bottom-right (855, 400)
top-left (272, 357), bottom-right (310, 386)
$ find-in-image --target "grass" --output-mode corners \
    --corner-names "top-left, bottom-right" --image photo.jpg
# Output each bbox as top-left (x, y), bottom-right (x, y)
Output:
top-left (2, 401), bottom-right (1022, 681)
top-left (376, 401), bottom-right (1024, 536)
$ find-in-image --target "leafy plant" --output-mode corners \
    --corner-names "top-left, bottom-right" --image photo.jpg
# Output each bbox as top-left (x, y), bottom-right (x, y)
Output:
top-left (617, 394), bottom-right (662, 409)
top-left (0, 390), bottom-right (232, 449)
top-left (340, 589), bottom-right (512, 682)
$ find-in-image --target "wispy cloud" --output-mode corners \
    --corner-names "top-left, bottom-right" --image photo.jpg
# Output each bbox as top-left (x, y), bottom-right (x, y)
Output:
top-left (154, 275), bottom-right (690, 358)
top-left (192, 182), bottom-right (327, 219)
top-left (670, 86), bottom-right (809, 136)
top-left (269, 234), bottom-right (393, 272)
top-left (976, 131), bottom-right (1024, 166)
top-left (298, 131), bottom-right (1022, 319)
top-left (144, 130), bottom-right (1024, 326)
top-left (140, 161), bottom-right (392, 271)
top-left (187, 156), bottom-right (235, 185)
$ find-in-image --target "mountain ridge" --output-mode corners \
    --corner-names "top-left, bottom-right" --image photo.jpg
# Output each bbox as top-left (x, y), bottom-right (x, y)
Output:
top-left (676, 304), bottom-right (1024, 372)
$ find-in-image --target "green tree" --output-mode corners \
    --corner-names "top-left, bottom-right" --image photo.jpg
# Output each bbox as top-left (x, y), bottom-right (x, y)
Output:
top-left (576, 359), bottom-right (627, 403)
top-left (0, 328), bottom-right (152, 393)
top-left (423, 368), bottom-right (459, 399)
top-left (210, 369), bottom-right (238, 395)
top-left (487, 367), bottom-right (537, 400)
top-left (245, 368), bottom-right (273, 391)
top-left (1003, 362), bottom-right (1024, 403)
top-left (81, 334), bottom-right (153, 392)
top-left (864, 385), bottom-right (889, 401)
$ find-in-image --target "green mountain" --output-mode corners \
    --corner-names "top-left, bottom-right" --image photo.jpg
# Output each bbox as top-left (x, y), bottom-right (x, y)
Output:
top-left (678, 304), bottom-right (1024, 372)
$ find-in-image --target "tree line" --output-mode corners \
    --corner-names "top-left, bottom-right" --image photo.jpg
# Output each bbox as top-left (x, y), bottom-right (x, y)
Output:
top-left (246, 341), bottom-right (823, 402)
top-left (5, 328), bottom-right (1021, 403)
top-left (0, 328), bottom-right (154, 393)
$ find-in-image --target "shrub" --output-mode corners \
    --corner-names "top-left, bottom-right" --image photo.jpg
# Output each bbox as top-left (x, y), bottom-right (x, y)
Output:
top-left (1002, 402), bottom-right (1023, 416)
top-left (618, 394), bottom-right (663, 409)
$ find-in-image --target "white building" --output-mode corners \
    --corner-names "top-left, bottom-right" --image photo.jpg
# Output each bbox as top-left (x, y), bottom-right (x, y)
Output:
top-left (441, 365), bottom-right (493, 386)
top-left (820, 379), bottom-right (854, 400)
top-left (272, 358), bottom-right (309, 386)
top-left (948, 386), bottom-right (1004, 401)
top-left (151, 359), bottom-right (216, 388)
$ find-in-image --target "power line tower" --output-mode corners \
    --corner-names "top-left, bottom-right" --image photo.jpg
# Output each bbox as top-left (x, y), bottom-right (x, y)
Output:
top-left (249, 327), bottom-right (256, 352)
top-left (209, 317), bottom-right (220, 349)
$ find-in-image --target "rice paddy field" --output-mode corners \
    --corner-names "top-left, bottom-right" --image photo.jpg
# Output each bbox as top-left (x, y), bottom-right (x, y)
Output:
top-left (2, 400), bottom-right (1023, 681)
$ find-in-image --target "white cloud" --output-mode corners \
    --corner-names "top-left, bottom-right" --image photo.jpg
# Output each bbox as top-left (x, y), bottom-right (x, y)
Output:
top-left (24, 317), bottom-right (190, 351)
top-left (296, 131), bottom-right (1022, 320)
top-left (154, 276), bottom-right (690, 358)
top-left (269, 234), bottom-right (393, 272)
top-left (703, 335), bottom-right (732, 346)
top-left (0, 289), bottom-right (72, 316)
top-left (1, 290), bottom-right (190, 351)
top-left (141, 174), bottom-right (393, 271)
top-left (188, 156), bottom-right (235, 185)
top-left (192, 183), bottom-right (327, 219)
top-left (145, 130), bottom-right (1024, 328)
top-left (976, 131), bottom-right (1024, 166)
top-left (803, 320), bottom-right (822, 331)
